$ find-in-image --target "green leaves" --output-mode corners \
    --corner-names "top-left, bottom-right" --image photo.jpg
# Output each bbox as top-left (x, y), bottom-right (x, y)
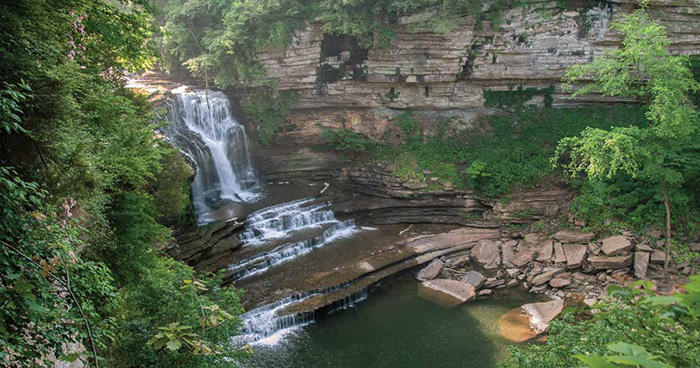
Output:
top-left (147, 322), bottom-right (198, 352)
top-left (576, 343), bottom-right (672, 368)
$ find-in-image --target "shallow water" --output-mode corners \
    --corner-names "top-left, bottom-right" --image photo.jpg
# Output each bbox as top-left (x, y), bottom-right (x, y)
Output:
top-left (239, 274), bottom-right (540, 368)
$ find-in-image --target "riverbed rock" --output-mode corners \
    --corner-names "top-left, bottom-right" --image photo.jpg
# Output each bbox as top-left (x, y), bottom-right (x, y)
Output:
top-left (416, 259), bottom-right (444, 281)
top-left (531, 268), bottom-right (565, 286)
top-left (512, 247), bottom-right (537, 267)
top-left (471, 239), bottom-right (501, 269)
top-left (477, 289), bottom-right (493, 296)
top-left (417, 279), bottom-right (476, 308)
top-left (549, 273), bottom-right (572, 288)
top-left (552, 230), bottom-right (595, 244)
top-left (588, 255), bottom-right (633, 270)
top-left (601, 235), bottom-right (633, 256)
top-left (650, 250), bottom-right (667, 265)
top-left (502, 242), bottom-right (516, 267)
top-left (522, 299), bottom-right (564, 334)
top-left (634, 252), bottom-right (650, 279)
top-left (553, 242), bottom-right (566, 263)
top-left (563, 244), bottom-right (587, 269)
top-left (461, 271), bottom-right (486, 289)
top-left (535, 240), bottom-right (554, 262)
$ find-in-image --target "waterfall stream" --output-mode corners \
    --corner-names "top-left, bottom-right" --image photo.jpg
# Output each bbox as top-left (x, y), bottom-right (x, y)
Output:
top-left (163, 89), bottom-right (259, 221)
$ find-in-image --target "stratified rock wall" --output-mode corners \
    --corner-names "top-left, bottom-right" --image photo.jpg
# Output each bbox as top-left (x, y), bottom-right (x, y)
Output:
top-left (252, 0), bottom-right (700, 148)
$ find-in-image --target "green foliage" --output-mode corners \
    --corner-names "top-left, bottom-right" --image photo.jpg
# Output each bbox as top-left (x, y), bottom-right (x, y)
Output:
top-left (241, 90), bottom-right (299, 145)
top-left (153, 146), bottom-right (194, 223)
top-left (501, 279), bottom-right (700, 368)
top-left (321, 127), bottom-right (374, 153)
top-left (483, 85), bottom-right (554, 108)
top-left (367, 106), bottom-right (645, 196)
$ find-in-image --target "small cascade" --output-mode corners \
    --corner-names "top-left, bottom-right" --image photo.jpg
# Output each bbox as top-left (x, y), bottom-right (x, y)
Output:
top-left (230, 220), bottom-right (357, 280)
top-left (230, 286), bottom-right (369, 347)
top-left (162, 89), bottom-right (259, 220)
top-left (239, 198), bottom-right (336, 245)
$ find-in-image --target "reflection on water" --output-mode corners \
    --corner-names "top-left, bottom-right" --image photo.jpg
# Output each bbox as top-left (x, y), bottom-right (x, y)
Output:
top-left (239, 274), bottom-right (539, 368)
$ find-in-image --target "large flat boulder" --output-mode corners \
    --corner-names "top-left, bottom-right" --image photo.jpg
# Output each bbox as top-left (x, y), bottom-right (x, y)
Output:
top-left (650, 249), bottom-right (667, 264)
top-left (418, 279), bottom-right (476, 308)
top-left (512, 247), bottom-right (537, 267)
top-left (502, 242), bottom-right (516, 267)
top-left (535, 240), bottom-right (554, 262)
top-left (416, 259), bottom-right (444, 281)
top-left (601, 235), bottom-right (633, 256)
top-left (552, 230), bottom-right (595, 243)
top-left (563, 244), bottom-right (587, 269)
top-left (634, 252), bottom-right (649, 278)
top-left (471, 239), bottom-right (501, 269)
top-left (499, 299), bottom-right (564, 343)
top-left (522, 299), bottom-right (564, 333)
top-left (588, 255), bottom-right (633, 270)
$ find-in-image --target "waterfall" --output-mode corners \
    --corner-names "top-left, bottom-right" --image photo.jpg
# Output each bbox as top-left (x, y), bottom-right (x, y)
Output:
top-left (162, 89), bottom-right (259, 219)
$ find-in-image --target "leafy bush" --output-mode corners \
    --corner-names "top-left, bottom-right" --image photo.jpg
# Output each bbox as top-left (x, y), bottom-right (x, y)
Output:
top-left (321, 127), bottom-right (374, 153)
top-left (241, 90), bottom-right (299, 146)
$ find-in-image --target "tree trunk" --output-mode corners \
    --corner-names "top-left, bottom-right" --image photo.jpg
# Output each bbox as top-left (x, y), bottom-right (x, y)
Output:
top-left (662, 179), bottom-right (672, 271)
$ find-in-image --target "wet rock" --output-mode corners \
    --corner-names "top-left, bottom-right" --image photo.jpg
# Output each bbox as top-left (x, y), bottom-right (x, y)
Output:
top-left (506, 268), bottom-right (521, 277)
top-left (471, 239), bottom-right (502, 269)
top-left (417, 279), bottom-right (476, 308)
top-left (522, 299), bottom-right (564, 334)
top-left (499, 308), bottom-right (539, 343)
top-left (601, 235), bottom-right (633, 256)
top-left (478, 289), bottom-right (493, 296)
top-left (552, 230), bottom-right (595, 243)
top-left (484, 278), bottom-right (505, 288)
top-left (416, 259), bottom-right (444, 281)
top-left (563, 244), bottom-right (587, 269)
top-left (444, 253), bottom-right (471, 268)
top-left (506, 279), bottom-right (519, 288)
top-left (634, 252), bottom-right (649, 279)
top-left (531, 268), bottom-right (565, 286)
top-left (553, 242), bottom-right (566, 263)
top-left (588, 255), bottom-right (633, 270)
top-left (549, 273), bottom-right (572, 288)
top-left (650, 250), bottom-right (667, 265)
top-left (461, 271), bottom-right (486, 289)
top-left (535, 240), bottom-right (554, 262)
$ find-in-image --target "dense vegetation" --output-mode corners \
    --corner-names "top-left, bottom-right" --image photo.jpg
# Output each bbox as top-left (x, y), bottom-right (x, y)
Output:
top-left (0, 1), bottom-right (244, 366)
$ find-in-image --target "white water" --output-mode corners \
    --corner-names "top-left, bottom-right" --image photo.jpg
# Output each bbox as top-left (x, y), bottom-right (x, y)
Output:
top-left (163, 90), bottom-right (259, 220)
top-left (239, 197), bottom-right (337, 245)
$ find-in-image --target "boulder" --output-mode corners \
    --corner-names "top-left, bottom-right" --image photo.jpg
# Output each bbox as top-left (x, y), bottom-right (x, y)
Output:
top-left (531, 268), bottom-right (565, 286)
top-left (552, 230), bottom-right (595, 243)
top-left (417, 279), bottom-right (476, 308)
top-left (563, 244), bottom-right (587, 269)
top-left (416, 259), bottom-right (444, 281)
top-left (588, 255), bottom-right (633, 270)
top-left (553, 242), bottom-right (566, 263)
top-left (535, 240), bottom-right (554, 262)
top-left (650, 250), bottom-right (667, 265)
top-left (634, 251), bottom-right (649, 279)
top-left (512, 247), bottom-right (537, 267)
top-left (549, 273), bottom-right (572, 288)
top-left (477, 289), bottom-right (493, 296)
top-left (502, 242), bottom-right (516, 267)
top-left (522, 299), bottom-right (564, 334)
top-left (444, 253), bottom-right (471, 268)
top-left (471, 239), bottom-right (501, 269)
top-left (601, 235), bottom-right (633, 256)
top-left (461, 271), bottom-right (486, 289)
top-left (523, 233), bottom-right (543, 246)
top-left (484, 278), bottom-right (506, 288)
top-left (635, 243), bottom-right (653, 252)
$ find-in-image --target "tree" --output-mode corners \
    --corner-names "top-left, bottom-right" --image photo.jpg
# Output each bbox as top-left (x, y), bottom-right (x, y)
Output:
top-left (556, 3), bottom-right (700, 270)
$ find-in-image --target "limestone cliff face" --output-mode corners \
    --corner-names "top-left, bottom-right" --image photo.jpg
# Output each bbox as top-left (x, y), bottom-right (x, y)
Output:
top-left (251, 0), bottom-right (700, 149)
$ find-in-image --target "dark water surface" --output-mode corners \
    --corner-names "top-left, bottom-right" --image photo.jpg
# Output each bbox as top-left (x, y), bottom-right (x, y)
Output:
top-left (240, 274), bottom-right (539, 368)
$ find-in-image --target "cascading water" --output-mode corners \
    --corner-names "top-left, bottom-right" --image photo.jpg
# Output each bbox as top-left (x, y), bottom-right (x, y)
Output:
top-left (163, 89), bottom-right (259, 220)
top-left (229, 198), bottom-right (362, 346)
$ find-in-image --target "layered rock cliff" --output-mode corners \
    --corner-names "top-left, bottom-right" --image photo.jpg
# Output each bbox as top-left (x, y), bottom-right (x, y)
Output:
top-left (251, 0), bottom-right (700, 151)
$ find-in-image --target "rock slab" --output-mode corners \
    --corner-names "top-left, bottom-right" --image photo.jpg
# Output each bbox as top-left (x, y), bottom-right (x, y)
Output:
top-left (521, 299), bottom-right (564, 334)
top-left (418, 279), bottom-right (476, 308)
top-left (471, 239), bottom-right (501, 269)
top-left (461, 271), bottom-right (486, 289)
top-left (552, 230), bottom-right (595, 243)
top-left (588, 255), bottom-right (633, 270)
top-left (563, 244), bottom-right (587, 269)
top-left (601, 235), bottom-right (632, 256)
top-left (634, 251), bottom-right (649, 279)
top-left (416, 259), bottom-right (444, 281)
